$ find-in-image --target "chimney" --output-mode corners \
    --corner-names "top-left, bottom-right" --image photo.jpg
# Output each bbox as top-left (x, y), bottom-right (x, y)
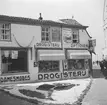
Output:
top-left (39, 13), bottom-right (43, 20)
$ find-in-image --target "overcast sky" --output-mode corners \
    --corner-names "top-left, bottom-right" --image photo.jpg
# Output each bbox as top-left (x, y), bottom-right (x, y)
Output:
top-left (0, 0), bottom-right (104, 61)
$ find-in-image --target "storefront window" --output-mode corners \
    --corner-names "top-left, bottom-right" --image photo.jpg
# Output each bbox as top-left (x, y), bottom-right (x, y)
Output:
top-left (67, 59), bottom-right (85, 70)
top-left (1, 49), bottom-right (28, 74)
top-left (39, 61), bottom-right (59, 72)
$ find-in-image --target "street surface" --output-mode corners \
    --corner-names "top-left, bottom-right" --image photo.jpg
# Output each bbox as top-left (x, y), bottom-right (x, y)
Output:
top-left (0, 90), bottom-right (35, 105)
top-left (82, 64), bottom-right (107, 105)
top-left (0, 64), bottom-right (106, 105)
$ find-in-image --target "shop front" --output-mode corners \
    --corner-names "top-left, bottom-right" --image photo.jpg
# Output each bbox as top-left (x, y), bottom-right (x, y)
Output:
top-left (37, 49), bottom-right (65, 81)
top-left (37, 49), bottom-right (91, 81)
top-left (62, 49), bottom-right (91, 79)
top-left (0, 48), bottom-right (31, 83)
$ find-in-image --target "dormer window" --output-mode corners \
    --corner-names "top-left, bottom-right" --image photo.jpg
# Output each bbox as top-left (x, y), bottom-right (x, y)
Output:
top-left (0, 23), bottom-right (11, 41)
top-left (72, 29), bottom-right (79, 43)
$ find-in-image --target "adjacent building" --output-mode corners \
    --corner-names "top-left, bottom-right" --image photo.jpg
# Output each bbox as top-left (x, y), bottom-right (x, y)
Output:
top-left (0, 14), bottom-right (92, 84)
top-left (103, 0), bottom-right (107, 59)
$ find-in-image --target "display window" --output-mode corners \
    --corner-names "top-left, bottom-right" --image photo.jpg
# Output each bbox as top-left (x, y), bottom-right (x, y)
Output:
top-left (1, 49), bottom-right (28, 74)
top-left (38, 61), bottom-right (59, 72)
top-left (67, 59), bottom-right (85, 70)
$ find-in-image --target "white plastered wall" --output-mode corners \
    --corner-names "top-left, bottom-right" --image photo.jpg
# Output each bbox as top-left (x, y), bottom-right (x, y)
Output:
top-left (11, 24), bottom-right (41, 81)
top-left (79, 29), bottom-right (91, 45)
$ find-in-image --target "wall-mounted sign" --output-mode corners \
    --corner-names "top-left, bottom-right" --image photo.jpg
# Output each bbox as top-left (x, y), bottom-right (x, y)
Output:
top-left (35, 42), bottom-right (61, 48)
top-left (71, 43), bottom-right (88, 48)
top-left (63, 28), bottom-right (72, 43)
top-left (89, 39), bottom-right (96, 47)
top-left (0, 75), bottom-right (30, 83)
top-left (38, 70), bottom-right (88, 80)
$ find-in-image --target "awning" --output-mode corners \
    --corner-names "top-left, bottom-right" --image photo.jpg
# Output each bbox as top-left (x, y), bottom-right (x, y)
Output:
top-left (37, 50), bottom-right (65, 60)
top-left (67, 50), bottom-right (91, 59)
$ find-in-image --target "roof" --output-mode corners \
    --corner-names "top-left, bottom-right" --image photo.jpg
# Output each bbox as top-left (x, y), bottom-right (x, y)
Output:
top-left (0, 14), bottom-right (88, 29)
top-left (59, 19), bottom-right (83, 26)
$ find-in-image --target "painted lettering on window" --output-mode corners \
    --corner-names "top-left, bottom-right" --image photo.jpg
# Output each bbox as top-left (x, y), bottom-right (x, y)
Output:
top-left (38, 70), bottom-right (87, 80)
top-left (0, 75), bottom-right (30, 83)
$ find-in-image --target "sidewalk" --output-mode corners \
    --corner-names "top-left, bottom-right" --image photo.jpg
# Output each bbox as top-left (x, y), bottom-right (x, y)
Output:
top-left (0, 78), bottom-right (91, 105)
top-left (82, 78), bottom-right (107, 105)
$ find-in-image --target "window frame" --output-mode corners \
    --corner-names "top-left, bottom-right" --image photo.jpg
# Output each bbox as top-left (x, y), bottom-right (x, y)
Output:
top-left (1, 48), bottom-right (28, 74)
top-left (0, 23), bottom-right (11, 41)
top-left (72, 29), bottom-right (79, 43)
top-left (41, 26), bottom-right (50, 42)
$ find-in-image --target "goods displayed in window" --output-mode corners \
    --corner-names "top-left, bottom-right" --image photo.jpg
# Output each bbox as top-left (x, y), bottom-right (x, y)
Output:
top-left (39, 61), bottom-right (59, 72)
top-left (1, 49), bottom-right (28, 73)
top-left (67, 59), bottom-right (85, 70)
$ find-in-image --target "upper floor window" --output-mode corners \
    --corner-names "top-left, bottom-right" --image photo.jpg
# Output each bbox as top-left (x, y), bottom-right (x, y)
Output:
top-left (41, 27), bottom-right (50, 42)
top-left (0, 23), bottom-right (11, 41)
top-left (72, 29), bottom-right (79, 43)
top-left (52, 27), bottom-right (60, 42)
top-left (41, 26), bottom-right (61, 42)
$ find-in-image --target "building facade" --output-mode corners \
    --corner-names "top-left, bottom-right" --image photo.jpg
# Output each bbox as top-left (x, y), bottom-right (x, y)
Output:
top-left (0, 15), bottom-right (92, 84)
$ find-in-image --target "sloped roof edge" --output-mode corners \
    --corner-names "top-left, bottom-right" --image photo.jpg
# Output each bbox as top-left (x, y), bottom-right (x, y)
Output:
top-left (0, 14), bottom-right (88, 28)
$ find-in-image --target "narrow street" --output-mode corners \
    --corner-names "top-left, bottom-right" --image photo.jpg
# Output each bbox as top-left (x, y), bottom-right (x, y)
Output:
top-left (82, 66), bottom-right (107, 105)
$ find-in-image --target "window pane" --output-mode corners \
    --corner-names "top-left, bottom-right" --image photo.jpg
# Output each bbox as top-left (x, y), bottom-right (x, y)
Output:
top-left (5, 24), bottom-right (10, 29)
top-left (68, 59), bottom-right (85, 70)
top-left (46, 28), bottom-right (49, 32)
top-left (41, 27), bottom-right (50, 42)
top-left (73, 40), bottom-right (78, 43)
top-left (46, 36), bottom-right (49, 41)
top-left (41, 37), bottom-right (45, 41)
top-left (42, 32), bottom-right (45, 37)
top-left (1, 50), bottom-right (28, 73)
top-left (39, 61), bottom-right (59, 72)
top-left (0, 24), bottom-right (10, 41)
top-left (0, 24), bottom-right (3, 28)
top-left (42, 27), bottom-right (45, 31)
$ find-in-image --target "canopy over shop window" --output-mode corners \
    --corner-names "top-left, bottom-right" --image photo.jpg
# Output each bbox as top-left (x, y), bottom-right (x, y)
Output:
top-left (67, 50), bottom-right (91, 59)
top-left (37, 50), bottom-right (65, 60)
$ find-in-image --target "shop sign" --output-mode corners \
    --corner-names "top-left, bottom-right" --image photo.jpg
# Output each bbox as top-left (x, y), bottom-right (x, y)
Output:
top-left (89, 39), bottom-right (96, 47)
top-left (35, 42), bottom-right (60, 48)
top-left (38, 70), bottom-right (88, 80)
top-left (63, 28), bottom-right (72, 43)
top-left (0, 75), bottom-right (30, 83)
top-left (64, 36), bottom-right (72, 43)
top-left (71, 43), bottom-right (88, 48)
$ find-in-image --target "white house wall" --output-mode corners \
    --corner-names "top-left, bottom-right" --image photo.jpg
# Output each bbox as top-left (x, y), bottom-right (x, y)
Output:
top-left (79, 29), bottom-right (90, 45)
top-left (62, 28), bottom-right (90, 48)
top-left (11, 24), bottom-right (41, 82)
top-left (11, 24), bottom-right (41, 47)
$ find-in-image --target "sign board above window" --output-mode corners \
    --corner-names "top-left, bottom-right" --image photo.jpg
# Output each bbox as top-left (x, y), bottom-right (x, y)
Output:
top-left (35, 42), bottom-right (61, 48)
